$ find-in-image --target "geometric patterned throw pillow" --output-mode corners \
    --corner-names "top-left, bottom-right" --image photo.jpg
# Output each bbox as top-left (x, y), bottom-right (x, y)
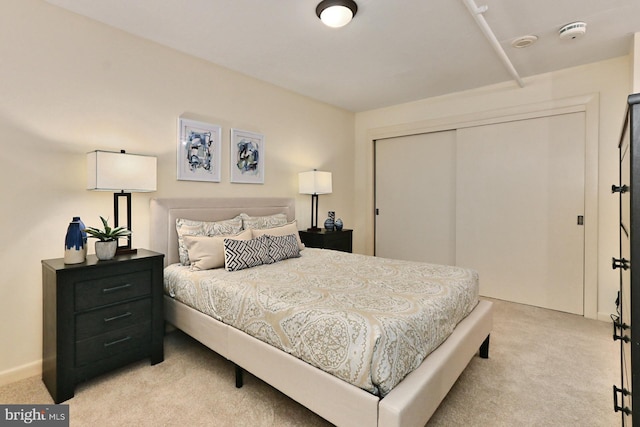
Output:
top-left (224, 235), bottom-right (271, 272)
top-left (266, 234), bottom-right (300, 263)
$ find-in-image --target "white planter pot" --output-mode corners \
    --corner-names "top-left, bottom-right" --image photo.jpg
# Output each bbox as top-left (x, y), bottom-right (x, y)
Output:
top-left (95, 240), bottom-right (117, 261)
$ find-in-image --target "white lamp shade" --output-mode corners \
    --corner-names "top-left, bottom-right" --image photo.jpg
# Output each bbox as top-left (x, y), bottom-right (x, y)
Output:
top-left (299, 170), bottom-right (332, 195)
top-left (87, 150), bottom-right (157, 192)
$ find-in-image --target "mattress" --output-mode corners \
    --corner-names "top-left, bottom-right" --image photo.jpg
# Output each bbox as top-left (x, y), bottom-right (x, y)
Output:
top-left (164, 248), bottom-right (479, 396)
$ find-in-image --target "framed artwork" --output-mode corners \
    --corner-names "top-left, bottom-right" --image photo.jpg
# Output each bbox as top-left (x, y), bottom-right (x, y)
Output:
top-left (177, 118), bottom-right (222, 182)
top-left (230, 128), bottom-right (265, 184)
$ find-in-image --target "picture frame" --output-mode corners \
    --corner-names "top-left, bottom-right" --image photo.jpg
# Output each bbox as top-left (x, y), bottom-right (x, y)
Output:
top-left (177, 118), bottom-right (222, 182)
top-left (230, 128), bottom-right (265, 184)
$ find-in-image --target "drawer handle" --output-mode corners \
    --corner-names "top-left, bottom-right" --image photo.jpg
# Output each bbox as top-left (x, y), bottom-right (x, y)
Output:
top-left (102, 283), bottom-right (132, 294)
top-left (104, 336), bottom-right (132, 348)
top-left (104, 312), bottom-right (132, 323)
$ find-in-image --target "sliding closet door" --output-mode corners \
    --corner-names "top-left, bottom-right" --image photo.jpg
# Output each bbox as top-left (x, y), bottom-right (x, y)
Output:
top-left (456, 113), bottom-right (586, 314)
top-left (375, 131), bottom-right (456, 265)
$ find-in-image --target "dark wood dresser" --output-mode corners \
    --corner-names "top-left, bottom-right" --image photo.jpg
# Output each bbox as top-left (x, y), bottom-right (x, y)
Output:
top-left (41, 249), bottom-right (164, 403)
top-left (613, 93), bottom-right (640, 425)
top-left (299, 229), bottom-right (353, 253)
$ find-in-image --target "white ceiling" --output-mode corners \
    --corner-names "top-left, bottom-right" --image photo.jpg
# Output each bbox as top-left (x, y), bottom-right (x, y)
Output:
top-left (44, 0), bottom-right (640, 112)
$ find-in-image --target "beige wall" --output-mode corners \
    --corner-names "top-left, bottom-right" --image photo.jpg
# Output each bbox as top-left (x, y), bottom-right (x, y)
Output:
top-left (634, 33), bottom-right (640, 92)
top-left (354, 56), bottom-right (632, 321)
top-left (0, 0), bottom-right (355, 383)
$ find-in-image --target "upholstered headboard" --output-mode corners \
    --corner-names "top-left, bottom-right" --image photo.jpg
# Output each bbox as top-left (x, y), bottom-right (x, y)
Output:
top-left (149, 197), bottom-right (296, 266)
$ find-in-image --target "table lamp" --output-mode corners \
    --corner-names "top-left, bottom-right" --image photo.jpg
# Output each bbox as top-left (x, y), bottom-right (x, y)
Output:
top-left (298, 170), bottom-right (332, 232)
top-left (87, 150), bottom-right (157, 254)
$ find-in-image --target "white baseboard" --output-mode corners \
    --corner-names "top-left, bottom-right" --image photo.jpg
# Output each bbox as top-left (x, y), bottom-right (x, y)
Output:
top-left (0, 360), bottom-right (41, 387)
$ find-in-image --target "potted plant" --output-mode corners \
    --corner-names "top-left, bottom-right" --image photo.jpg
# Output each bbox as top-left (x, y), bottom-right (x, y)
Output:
top-left (84, 216), bottom-right (131, 260)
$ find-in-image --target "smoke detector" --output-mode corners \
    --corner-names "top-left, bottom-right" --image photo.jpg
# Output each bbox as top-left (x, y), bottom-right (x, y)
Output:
top-left (559, 22), bottom-right (587, 40)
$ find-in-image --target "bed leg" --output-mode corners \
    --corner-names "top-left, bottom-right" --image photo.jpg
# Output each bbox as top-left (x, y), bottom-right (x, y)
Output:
top-left (479, 334), bottom-right (490, 359)
top-left (235, 364), bottom-right (244, 388)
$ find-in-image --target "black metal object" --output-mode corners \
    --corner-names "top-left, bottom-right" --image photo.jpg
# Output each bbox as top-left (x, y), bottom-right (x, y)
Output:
top-left (614, 184), bottom-right (630, 194)
top-left (613, 257), bottom-right (631, 271)
top-left (114, 191), bottom-right (136, 254)
top-left (235, 364), bottom-right (244, 388)
top-left (308, 193), bottom-right (321, 232)
top-left (615, 385), bottom-right (632, 416)
top-left (479, 334), bottom-right (490, 359)
top-left (613, 319), bottom-right (631, 343)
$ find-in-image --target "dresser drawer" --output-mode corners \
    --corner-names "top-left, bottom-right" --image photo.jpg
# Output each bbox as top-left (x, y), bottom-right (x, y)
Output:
top-left (75, 322), bottom-right (151, 367)
top-left (299, 229), bottom-right (353, 253)
top-left (324, 235), bottom-right (352, 252)
top-left (75, 298), bottom-right (151, 341)
top-left (75, 271), bottom-right (151, 311)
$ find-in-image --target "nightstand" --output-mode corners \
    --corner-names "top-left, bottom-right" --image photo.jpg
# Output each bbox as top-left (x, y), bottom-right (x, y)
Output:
top-left (299, 229), bottom-right (353, 253)
top-left (41, 249), bottom-right (164, 403)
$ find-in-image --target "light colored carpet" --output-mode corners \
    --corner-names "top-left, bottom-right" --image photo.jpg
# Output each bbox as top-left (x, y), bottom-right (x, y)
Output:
top-left (0, 299), bottom-right (619, 426)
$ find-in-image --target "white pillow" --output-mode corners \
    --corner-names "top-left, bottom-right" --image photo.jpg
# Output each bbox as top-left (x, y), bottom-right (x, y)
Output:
top-left (251, 221), bottom-right (305, 250)
top-left (183, 229), bottom-right (252, 271)
top-left (176, 216), bottom-right (243, 265)
top-left (240, 213), bottom-right (288, 230)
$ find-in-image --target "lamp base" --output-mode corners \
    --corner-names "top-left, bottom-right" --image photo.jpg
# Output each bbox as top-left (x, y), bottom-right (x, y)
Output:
top-left (115, 247), bottom-right (138, 256)
top-left (306, 227), bottom-right (322, 232)
top-left (114, 191), bottom-right (135, 255)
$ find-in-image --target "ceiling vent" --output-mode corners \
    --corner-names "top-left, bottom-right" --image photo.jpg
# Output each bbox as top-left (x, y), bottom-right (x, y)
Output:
top-left (558, 22), bottom-right (587, 40)
top-left (511, 35), bottom-right (538, 49)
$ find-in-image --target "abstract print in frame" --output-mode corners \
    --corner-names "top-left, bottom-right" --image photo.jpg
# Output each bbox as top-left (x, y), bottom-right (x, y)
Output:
top-left (230, 128), bottom-right (264, 184)
top-left (177, 118), bottom-right (222, 182)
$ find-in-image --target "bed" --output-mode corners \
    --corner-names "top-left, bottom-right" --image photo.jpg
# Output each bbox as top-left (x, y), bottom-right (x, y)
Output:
top-left (150, 197), bottom-right (493, 427)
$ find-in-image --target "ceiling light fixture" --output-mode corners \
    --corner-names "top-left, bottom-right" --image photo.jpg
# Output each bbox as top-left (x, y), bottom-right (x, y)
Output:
top-left (316, 0), bottom-right (358, 28)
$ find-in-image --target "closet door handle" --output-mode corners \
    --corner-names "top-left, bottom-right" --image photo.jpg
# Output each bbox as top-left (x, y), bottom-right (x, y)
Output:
top-left (612, 184), bottom-right (629, 193)
top-left (613, 257), bottom-right (630, 270)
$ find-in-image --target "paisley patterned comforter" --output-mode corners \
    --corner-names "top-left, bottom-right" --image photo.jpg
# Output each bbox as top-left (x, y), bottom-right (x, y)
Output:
top-left (164, 248), bottom-right (479, 396)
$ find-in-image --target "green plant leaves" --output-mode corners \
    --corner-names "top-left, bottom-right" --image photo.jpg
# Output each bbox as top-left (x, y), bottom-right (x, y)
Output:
top-left (85, 216), bottom-right (131, 241)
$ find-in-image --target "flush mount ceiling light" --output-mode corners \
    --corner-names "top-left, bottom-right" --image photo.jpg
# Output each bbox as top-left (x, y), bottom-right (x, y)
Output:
top-left (316, 0), bottom-right (358, 28)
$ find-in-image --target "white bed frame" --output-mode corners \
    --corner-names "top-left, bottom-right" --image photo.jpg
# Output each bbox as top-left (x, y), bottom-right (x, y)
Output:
top-left (150, 197), bottom-right (493, 427)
